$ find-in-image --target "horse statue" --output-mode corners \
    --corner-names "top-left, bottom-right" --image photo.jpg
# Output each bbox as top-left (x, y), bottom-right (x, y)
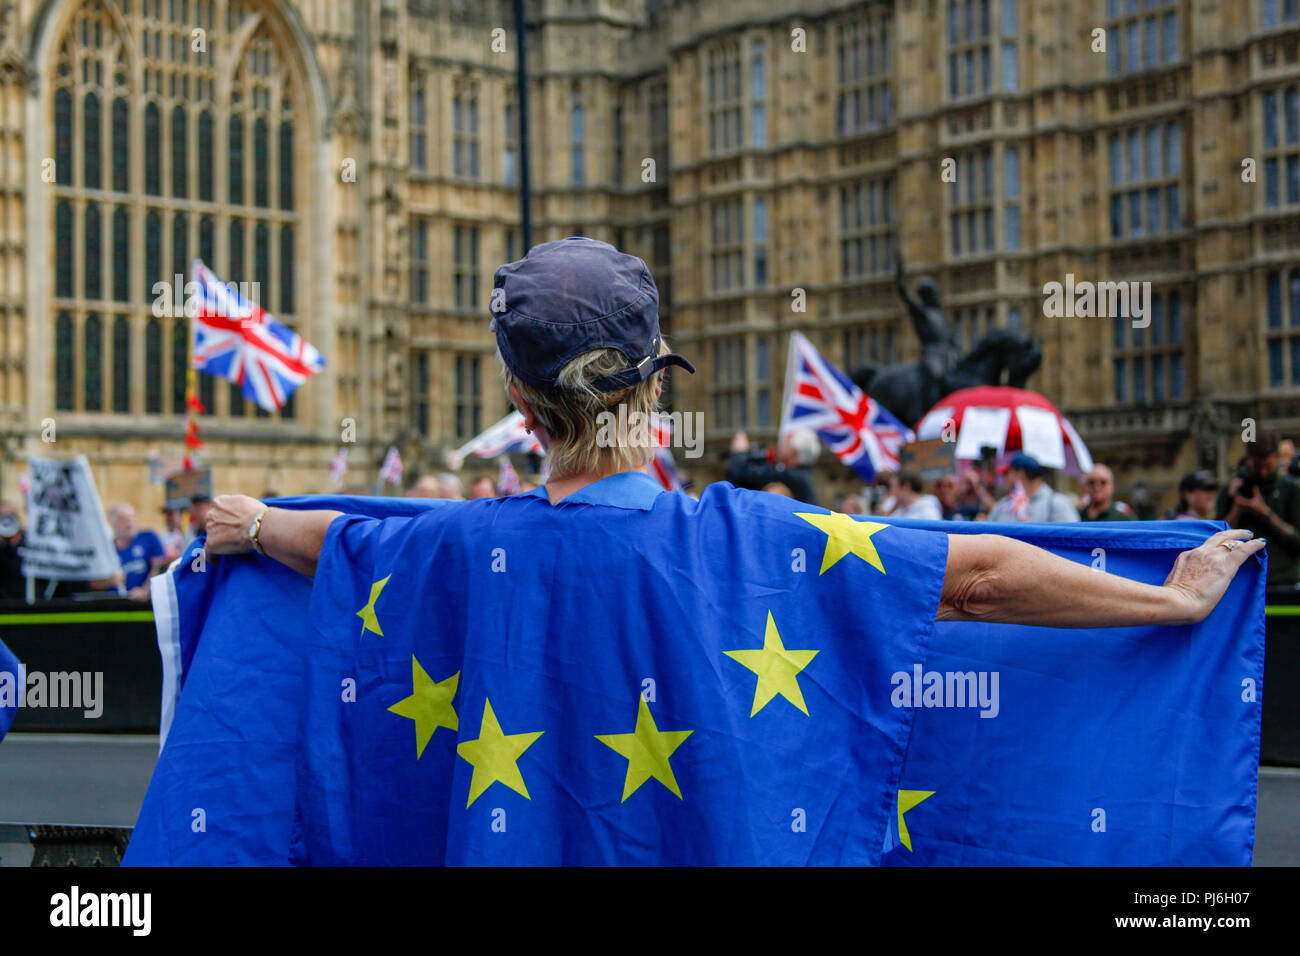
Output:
top-left (849, 259), bottom-right (1043, 427)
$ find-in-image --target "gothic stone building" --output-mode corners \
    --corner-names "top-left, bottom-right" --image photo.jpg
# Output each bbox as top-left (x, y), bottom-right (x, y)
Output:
top-left (0, 0), bottom-right (1298, 515)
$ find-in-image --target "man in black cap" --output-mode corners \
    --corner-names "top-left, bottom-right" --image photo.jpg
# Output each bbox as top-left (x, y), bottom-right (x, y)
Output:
top-left (201, 237), bottom-right (1256, 627)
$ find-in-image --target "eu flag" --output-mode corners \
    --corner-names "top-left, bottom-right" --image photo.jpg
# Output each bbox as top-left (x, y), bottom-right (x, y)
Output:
top-left (0, 636), bottom-right (19, 741)
top-left (123, 475), bottom-right (1263, 865)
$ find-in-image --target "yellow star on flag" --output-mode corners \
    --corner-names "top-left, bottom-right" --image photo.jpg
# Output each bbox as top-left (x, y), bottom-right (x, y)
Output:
top-left (795, 512), bottom-right (889, 575)
top-left (724, 611), bottom-right (819, 716)
top-left (596, 697), bottom-right (694, 802)
top-left (456, 698), bottom-right (544, 808)
top-left (897, 789), bottom-right (935, 852)
top-left (356, 575), bottom-right (391, 637)
top-left (387, 656), bottom-right (459, 759)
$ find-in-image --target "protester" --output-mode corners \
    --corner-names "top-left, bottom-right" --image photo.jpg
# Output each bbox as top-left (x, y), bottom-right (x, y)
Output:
top-left (1217, 431), bottom-right (1300, 587)
top-left (1078, 464), bottom-right (1134, 521)
top-left (406, 475), bottom-right (442, 498)
top-left (0, 502), bottom-right (25, 601)
top-left (160, 507), bottom-right (184, 563)
top-left (469, 476), bottom-right (497, 499)
top-left (987, 453), bottom-right (1080, 522)
top-left (932, 474), bottom-right (964, 520)
top-left (208, 235), bottom-right (1255, 620)
top-left (199, 238), bottom-right (1263, 862)
top-left (436, 473), bottom-right (465, 500)
top-left (871, 471), bottom-right (898, 516)
top-left (1169, 470), bottom-right (1218, 520)
top-left (727, 429), bottom-right (820, 506)
top-left (181, 493), bottom-right (213, 553)
top-left (836, 493), bottom-right (866, 515)
top-left (889, 470), bottom-right (943, 520)
top-left (1128, 479), bottom-right (1157, 521)
top-left (109, 502), bottom-right (167, 600)
top-left (1281, 438), bottom-right (1300, 479)
top-left (954, 468), bottom-right (994, 521)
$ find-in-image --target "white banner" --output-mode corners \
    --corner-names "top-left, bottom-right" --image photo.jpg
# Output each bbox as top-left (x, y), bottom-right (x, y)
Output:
top-left (21, 455), bottom-right (121, 581)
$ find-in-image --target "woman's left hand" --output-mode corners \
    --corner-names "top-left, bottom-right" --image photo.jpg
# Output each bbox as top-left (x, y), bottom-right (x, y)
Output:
top-left (204, 494), bottom-right (266, 554)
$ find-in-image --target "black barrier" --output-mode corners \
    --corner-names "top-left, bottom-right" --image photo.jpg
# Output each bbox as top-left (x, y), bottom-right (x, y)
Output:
top-left (1263, 588), bottom-right (1300, 767)
top-left (0, 598), bottom-right (160, 733)
top-left (0, 823), bottom-right (131, 866)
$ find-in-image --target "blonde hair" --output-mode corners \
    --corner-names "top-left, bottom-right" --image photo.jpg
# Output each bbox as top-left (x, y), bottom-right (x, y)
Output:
top-left (499, 340), bottom-right (669, 480)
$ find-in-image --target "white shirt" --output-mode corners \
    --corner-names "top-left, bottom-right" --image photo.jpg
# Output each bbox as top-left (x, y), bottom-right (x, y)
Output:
top-left (891, 494), bottom-right (944, 521)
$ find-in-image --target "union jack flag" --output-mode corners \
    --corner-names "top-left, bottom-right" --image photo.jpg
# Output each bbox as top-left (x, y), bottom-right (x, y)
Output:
top-left (189, 260), bottom-right (324, 412)
top-left (778, 332), bottom-right (913, 482)
top-left (328, 448), bottom-right (349, 489)
top-left (648, 414), bottom-right (687, 491)
top-left (454, 411), bottom-right (544, 459)
top-left (1008, 481), bottom-right (1030, 519)
top-left (497, 457), bottom-right (521, 495)
top-left (379, 447), bottom-right (404, 485)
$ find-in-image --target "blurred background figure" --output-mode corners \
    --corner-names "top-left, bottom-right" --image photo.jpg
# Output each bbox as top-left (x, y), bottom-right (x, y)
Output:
top-left (932, 474), bottom-right (963, 520)
top-left (160, 507), bottom-right (185, 563)
top-left (955, 467), bottom-right (995, 521)
top-left (727, 429), bottom-right (820, 506)
top-left (0, 502), bottom-right (25, 601)
top-left (109, 502), bottom-right (166, 601)
top-left (1169, 470), bottom-right (1219, 520)
top-left (1281, 438), bottom-right (1300, 479)
top-left (182, 494), bottom-right (213, 552)
top-left (1128, 479), bottom-right (1157, 521)
top-left (436, 473), bottom-right (465, 500)
top-left (988, 453), bottom-right (1080, 523)
top-left (469, 476), bottom-right (497, 499)
top-left (835, 492), bottom-right (866, 515)
top-left (889, 470), bottom-right (943, 520)
top-left (406, 475), bottom-right (442, 498)
top-left (871, 471), bottom-right (898, 516)
top-left (1218, 431), bottom-right (1300, 587)
top-left (1078, 464), bottom-right (1134, 522)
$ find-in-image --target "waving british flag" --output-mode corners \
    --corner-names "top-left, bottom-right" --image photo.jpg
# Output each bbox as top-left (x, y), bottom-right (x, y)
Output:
top-left (779, 331), bottom-right (913, 481)
top-left (454, 411), bottom-right (544, 459)
top-left (189, 260), bottom-right (324, 412)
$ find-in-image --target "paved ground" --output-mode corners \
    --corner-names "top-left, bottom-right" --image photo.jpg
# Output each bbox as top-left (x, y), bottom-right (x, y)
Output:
top-left (0, 733), bottom-right (1296, 863)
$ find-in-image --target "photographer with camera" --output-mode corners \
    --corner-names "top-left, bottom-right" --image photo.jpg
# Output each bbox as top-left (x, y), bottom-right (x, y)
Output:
top-left (1217, 431), bottom-right (1300, 587)
top-left (727, 429), bottom-right (820, 506)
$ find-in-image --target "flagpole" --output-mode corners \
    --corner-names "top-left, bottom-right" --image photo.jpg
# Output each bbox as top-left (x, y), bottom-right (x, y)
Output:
top-left (777, 332), bottom-right (801, 440)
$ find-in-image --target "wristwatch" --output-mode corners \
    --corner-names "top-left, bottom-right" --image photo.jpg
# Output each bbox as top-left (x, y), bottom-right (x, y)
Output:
top-left (248, 507), bottom-right (269, 555)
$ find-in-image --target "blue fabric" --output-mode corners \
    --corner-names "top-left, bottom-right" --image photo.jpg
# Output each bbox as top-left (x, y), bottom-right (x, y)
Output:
top-left (0, 636), bottom-right (20, 741)
top-left (878, 517), bottom-right (1264, 866)
top-left (122, 493), bottom-right (1264, 866)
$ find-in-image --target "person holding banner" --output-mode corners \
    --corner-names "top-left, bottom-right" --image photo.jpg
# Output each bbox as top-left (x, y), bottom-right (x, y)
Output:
top-left (174, 238), bottom-right (1265, 866)
top-left (209, 239), bottom-right (1256, 629)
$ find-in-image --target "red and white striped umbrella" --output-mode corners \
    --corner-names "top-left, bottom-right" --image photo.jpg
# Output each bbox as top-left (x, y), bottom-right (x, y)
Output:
top-left (914, 386), bottom-right (1094, 474)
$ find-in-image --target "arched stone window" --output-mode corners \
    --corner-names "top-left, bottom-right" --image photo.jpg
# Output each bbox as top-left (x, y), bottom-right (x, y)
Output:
top-left (50, 0), bottom-right (305, 421)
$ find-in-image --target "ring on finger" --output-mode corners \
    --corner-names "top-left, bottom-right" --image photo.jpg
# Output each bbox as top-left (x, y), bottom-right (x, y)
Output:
top-left (1220, 541), bottom-right (1239, 551)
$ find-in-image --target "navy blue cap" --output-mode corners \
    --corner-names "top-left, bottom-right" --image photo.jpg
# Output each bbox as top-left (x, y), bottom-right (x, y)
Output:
top-left (1008, 452), bottom-right (1045, 476)
top-left (489, 237), bottom-right (695, 394)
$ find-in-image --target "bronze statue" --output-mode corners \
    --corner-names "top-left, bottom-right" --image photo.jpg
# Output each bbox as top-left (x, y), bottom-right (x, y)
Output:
top-left (849, 258), bottom-right (1043, 427)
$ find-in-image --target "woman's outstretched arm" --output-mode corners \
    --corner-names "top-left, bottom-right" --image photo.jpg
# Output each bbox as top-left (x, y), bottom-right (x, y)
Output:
top-left (205, 494), bottom-right (340, 577)
top-left (940, 528), bottom-right (1265, 628)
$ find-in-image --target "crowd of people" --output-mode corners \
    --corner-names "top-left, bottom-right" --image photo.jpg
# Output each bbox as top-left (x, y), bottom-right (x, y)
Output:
top-left (723, 427), bottom-right (1300, 589)
top-left (2, 427), bottom-right (1298, 601)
